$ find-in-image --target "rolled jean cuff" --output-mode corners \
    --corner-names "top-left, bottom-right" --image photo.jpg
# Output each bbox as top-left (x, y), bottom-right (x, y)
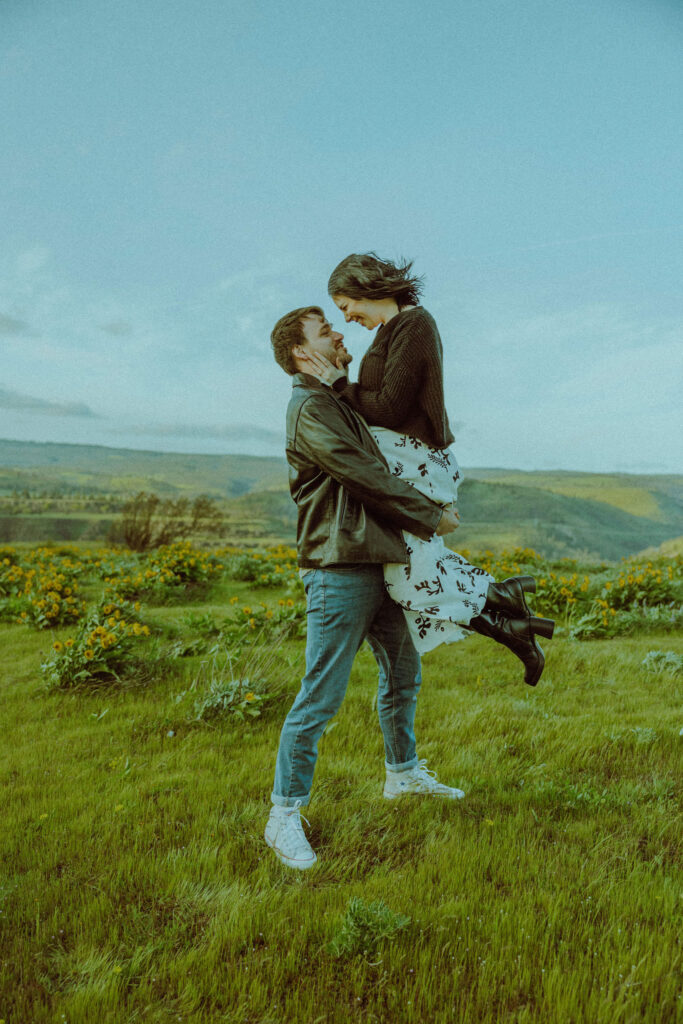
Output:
top-left (385, 755), bottom-right (419, 774)
top-left (271, 791), bottom-right (311, 808)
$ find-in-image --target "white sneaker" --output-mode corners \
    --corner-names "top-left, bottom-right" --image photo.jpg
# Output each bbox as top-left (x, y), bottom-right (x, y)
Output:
top-left (264, 800), bottom-right (317, 870)
top-left (384, 759), bottom-right (465, 801)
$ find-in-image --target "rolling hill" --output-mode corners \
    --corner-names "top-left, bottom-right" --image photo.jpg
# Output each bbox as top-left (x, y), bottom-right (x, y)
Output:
top-left (1, 439), bottom-right (682, 560)
top-left (0, 439), bottom-right (286, 498)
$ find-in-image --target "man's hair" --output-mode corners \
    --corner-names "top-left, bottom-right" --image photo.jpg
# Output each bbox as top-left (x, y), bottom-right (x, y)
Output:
top-left (271, 305), bottom-right (324, 376)
top-left (327, 252), bottom-right (423, 307)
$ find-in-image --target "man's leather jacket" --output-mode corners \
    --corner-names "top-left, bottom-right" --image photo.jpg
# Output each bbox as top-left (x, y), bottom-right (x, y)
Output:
top-left (286, 373), bottom-right (442, 568)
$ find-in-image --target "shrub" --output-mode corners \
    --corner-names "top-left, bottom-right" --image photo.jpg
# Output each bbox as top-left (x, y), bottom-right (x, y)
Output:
top-left (103, 543), bottom-right (222, 604)
top-left (641, 650), bottom-right (683, 676)
top-left (533, 570), bottom-right (593, 618)
top-left (109, 491), bottom-right (223, 551)
top-left (225, 597), bottom-right (306, 641)
top-left (171, 627), bottom-right (295, 726)
top-left (569, 600), bottom-right (619, 640)
top-left (328, 898), bottom-right (411, 959)
top-left (7, 560), bottom-right (87, 629)
top-left (602, 558), bottom-right (681, 609)
top-left (41, 599), bottom-right (150, 689)
top-left (224, 553), bottom-right (267, 582)
top-left (192, 677), bottom-right (268, 722)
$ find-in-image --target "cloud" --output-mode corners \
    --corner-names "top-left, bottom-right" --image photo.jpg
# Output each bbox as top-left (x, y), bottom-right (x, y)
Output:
top-left (0, 387), bottom-right (99, 418)
top-left (16, 246), bottom-right (51, 274)
top-left (111, 421), bottom-right (283, 444)
top-left (99, 320), bottom-right (134, 336)
top-left (0, 314), bottom-right (36, 336)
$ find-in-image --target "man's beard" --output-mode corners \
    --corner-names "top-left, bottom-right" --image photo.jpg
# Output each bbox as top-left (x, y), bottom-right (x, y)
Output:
top-left (337, 350), bottom-right (353, 368)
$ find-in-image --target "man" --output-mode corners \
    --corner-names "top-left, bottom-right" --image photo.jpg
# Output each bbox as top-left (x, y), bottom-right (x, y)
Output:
top-left (265, 306), bottom-right (462, 870)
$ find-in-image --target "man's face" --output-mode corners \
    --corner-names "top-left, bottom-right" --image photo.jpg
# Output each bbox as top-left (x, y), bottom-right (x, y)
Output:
top-left (297, 313), bottom-right (352, 369)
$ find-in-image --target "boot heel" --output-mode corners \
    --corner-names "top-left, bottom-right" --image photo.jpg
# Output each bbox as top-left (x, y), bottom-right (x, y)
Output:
top-left (519, 576), bottom-right (536, 594)
top-left (530, 616), bottom-right (555, 639)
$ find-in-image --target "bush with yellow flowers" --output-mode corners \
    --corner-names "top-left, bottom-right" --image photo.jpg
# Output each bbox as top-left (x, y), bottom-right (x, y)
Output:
top-left (600, 557), bottom-right (681, 610)
top-left (533, 569), bottom-right (594, 618)
top-left (41, 598), bottom-right (151, 689)
top-left (0, 554), bottom-right (27, 620)
top-left (470, 548), bottom-right (594, 619)
top-left (148, 541), bottom-right (223, 583)
top-left (226, 596), bottom-right (306, 640)
top-left (101, 542), bottom-right (223, 604)
top-left (0, 546), bottom-right (20, 566)
top-left (569, 599), bottom-right (620, 639)
top-left (222, 545), bottom-right (299, 588)
top-left (2, 552), bottom-right (87, 629)
top-left (477, 547), bottom-right (545, 579)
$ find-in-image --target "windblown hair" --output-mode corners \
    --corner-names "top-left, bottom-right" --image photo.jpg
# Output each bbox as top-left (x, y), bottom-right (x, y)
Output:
top-left (327, 252), bottom-right (423, 307)
top-left (270, 305), bottom-right (324, 376)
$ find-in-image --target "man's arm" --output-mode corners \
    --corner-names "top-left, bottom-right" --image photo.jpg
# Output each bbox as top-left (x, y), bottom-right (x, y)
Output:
top-left (293, 393), bottom-right (443, 540)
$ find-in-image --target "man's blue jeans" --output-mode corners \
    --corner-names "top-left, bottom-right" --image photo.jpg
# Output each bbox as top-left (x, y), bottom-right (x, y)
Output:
top-left (271, 565), bottom-right (422, 807)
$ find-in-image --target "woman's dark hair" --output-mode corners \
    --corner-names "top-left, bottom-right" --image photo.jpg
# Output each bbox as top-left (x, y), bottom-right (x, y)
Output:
top-left (327, 252), bottom-right (423, 307)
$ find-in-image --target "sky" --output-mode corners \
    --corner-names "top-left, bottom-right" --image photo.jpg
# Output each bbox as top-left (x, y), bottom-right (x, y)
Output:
top-left (1, 0), bottom-right (682, 473)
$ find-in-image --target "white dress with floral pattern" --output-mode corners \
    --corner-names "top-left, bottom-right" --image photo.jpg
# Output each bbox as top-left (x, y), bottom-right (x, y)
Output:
top-left (370, 426), bottom-right (493, 654)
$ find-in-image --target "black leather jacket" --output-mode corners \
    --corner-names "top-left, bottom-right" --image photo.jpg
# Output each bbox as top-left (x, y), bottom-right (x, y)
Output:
top-left (286, 373), bottom-right (442, 568)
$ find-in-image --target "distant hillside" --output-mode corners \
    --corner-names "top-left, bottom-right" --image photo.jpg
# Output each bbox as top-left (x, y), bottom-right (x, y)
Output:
top-left (0, 439), bottom-right (288, 498)
top-left (1, 439), bottom-right (682, 560)
top-left (465, 469), bottom-right (683, 522)
top-left (456, 480), bottom-right (683, 561)
top-left (635, 536), bottom-right (683, 559)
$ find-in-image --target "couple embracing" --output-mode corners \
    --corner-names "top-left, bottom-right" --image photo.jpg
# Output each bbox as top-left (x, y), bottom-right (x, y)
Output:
top-left (264, 253), bottom-right (555, 870)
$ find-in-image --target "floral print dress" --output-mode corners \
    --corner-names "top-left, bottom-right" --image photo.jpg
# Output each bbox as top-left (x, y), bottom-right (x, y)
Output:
top-left (370, 426), bottom-right (493, 654)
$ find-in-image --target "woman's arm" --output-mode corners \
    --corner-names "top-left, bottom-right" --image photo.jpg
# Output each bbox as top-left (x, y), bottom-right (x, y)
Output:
top-left (334, 313), bottom-right (441, 428)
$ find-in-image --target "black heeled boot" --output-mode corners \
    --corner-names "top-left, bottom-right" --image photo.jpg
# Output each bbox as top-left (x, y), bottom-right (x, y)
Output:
top-left (485, 578), bottom-right (556, 636)
top-left (468, 606), bottom-right (555, 687)
top-left (485, 576), bottom-right (536, 618)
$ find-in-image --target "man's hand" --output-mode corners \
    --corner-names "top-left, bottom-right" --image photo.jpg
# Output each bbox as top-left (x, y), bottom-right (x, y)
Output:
top-left (435, 506), bottom-right (460, 535)
top-left (300, 351), bottom-right (348, 385)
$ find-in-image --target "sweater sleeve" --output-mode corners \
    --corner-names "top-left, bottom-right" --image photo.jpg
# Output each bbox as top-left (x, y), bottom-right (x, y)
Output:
top-left (333, 314), bottom-right (437, 428)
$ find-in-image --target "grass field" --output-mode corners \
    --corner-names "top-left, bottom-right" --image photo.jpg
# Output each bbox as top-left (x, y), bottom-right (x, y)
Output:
top-left (1, 544), bottom-right (681, 1023)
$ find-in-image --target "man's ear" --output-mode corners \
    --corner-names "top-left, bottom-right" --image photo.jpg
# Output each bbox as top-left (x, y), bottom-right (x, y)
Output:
top-left (293, 344), bottom-right (307, 361)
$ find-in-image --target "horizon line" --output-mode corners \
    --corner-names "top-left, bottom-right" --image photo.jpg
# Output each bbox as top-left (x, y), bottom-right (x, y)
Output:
top-left (0, 436), bottom-right (680, 478)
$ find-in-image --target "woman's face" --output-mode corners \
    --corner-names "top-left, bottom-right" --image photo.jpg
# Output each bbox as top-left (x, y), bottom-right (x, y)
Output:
top-left (332, 294), bottom-right (385, 330)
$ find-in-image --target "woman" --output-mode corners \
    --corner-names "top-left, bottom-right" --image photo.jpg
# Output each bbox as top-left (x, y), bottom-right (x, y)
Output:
top-left (300, 252), bottom-right (554, 686)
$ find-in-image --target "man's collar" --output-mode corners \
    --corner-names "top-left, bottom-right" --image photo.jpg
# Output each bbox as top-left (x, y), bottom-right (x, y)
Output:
top-left (292, 371), bottom-right (328, 389)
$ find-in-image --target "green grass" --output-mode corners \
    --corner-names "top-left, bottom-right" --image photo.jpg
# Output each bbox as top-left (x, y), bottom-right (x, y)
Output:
top-left (1, 582), bottom-right (681, 1023)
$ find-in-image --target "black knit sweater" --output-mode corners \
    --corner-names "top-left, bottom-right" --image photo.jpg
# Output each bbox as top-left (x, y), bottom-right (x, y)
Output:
top-left (333, 306), bottom-right (454, 449)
